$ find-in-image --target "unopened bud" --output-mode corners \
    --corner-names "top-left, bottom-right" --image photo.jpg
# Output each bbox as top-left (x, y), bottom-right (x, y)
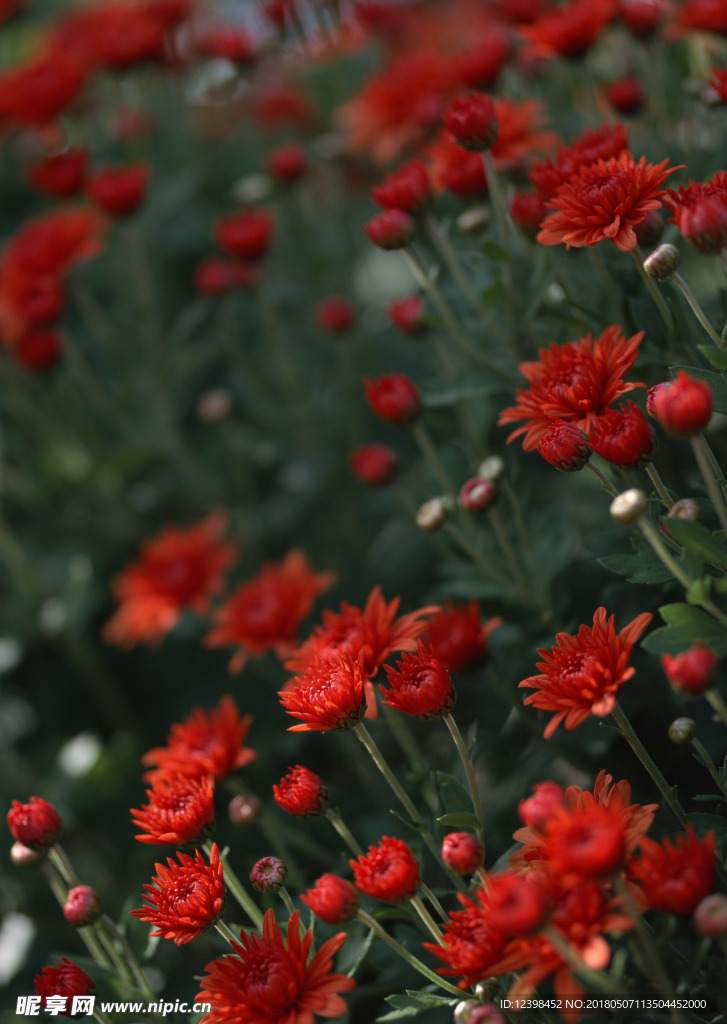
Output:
top-left (459, 477), bottom-right (497, 512)
top-left (457, 206), bottom-right (490, 234)
top-left (229, 793), bottom-right (261, 826)
top-left (668, 717), bottom-right (697, 744)
top-left (250, 856), bottom-right (287, 892)
top-left (10, 841), bottom-right (45, 867)
top-left (455, 1000), bottom-right (505, 1024)
top-left (476, 456), bottom-right (506, 482)
top-left (694, 893), bottom-right (727, 938)
top-left (64, 885), bottom-right (101, 927)
top-left (609, 488), bottom-right (647, 524)
top-left (474, 980), bottom-right (500, 1001)
top-left (416, 496), bottom-right (454, 531)
top-left (643, 243), bottom-right (680, 281)
top-left (196, 388), bottom-right (233, 423)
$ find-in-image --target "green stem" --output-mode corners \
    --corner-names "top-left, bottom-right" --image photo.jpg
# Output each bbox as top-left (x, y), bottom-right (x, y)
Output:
top-left (48, 846), bottom-right (77, 886)
top-left (692, 436), bottom-right (727, 534)
top-left (98, 914), bottom-right (157, 1002)
top-left (355, 909), bottom-right (463, 997)
top-left (543, 926), bottom-right (622, 994)
top-left (633, 248), bottom-right (673, 333)
top-left (672, 271), bottom-right (725, 348)
top-left (206, 841), bottom-right (264, 930)
top-left (420, 883), bottom-right (450, 921)
top-left (278, 886), bottom-right (297, 917)
top-left (325, 807), bottom-right (363, 856)
top-left (410, 421), bottom-right (455, 495)
top-left (410, 894), bottom-right (444, 943)
top-left (706, 689), bottom-right (727, 727)
top-left (487, 506), bottom-right (528, 594)
top-left (691, 736), bottom-right (727, 800)
top-left (442, 712), bottom-right (483, 841)
top-left (611, 702), bottom-right (687, 826)
top-left (645, 463), bottom-right (673, 508)
top-left (586, 460), bottom-right (619, 496)
top-left (700, 437), bottom-right (727, 504)
top-left (215, 919), bottom-right (242, 947)
top-left (425, 214), bottom-right (484, 315)
top-left (612, 874), bottom-right (678, 1007)
top-left (382, 704), bottom-right (429, 775)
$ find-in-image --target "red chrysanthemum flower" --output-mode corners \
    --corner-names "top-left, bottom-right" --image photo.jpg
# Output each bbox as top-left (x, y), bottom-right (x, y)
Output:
top-left (285, 585), bottom-right (438, 680)
top-left (424, 892), bottom-right (509, 987)
top-left (518, 781), bottom-right (565, 830)
top-left (1, 207), bottom-right (106, 282)
top-left (364, 373), bottom-right (420, 425)
top-left (0, 54), bottom-right (87, 128)
top-left (131, 774), bottom-right (215, 845)
top-left (130, 843), bottom-right (224, 945)
top-left (351, 835), bottom-right (421, 903)
top-left (539, 801), bottom-right (627, 878)
top-left (302, 874), bottom-right (361, 925)
top-left (530, 121), bottom-right (629, 201)
top-left (619, 0), bottom-right (665, 37)
top-left (661, 642), bottom-right (718, 696)
top-left (35, 959), bottom-right (95, 1015)
top-left (104, 512), bottom-right (238, 650)
top-left (498, 325), bottom-right (645, 450)
top-left (629, 826), bottom-right (716, 914)
top-left (519, 607), bottom-right (653, 737)
top-left (141, 696), bottom-right (255, 782)
top-left (588, 401), bottom-right (654, 469)
top-left (27, 149), bottom-right (89, 200)
top-left (86, 164), bottom-right (149, 218)
top-left (424, 601), bottom-right (501, 674)
top-left (205, 550), bottom-right (336, 673)
top-left (379, 642), bottom-right (455, 719)
top-left (663, 179), bottom-right (727, 253)
top-left (266, 143), bottom-right (307, 184)
top-left (444, 93), bottom-right (499, 152)
top-left (215, 210), bottom-right (275, 261)
top-left (605, 75), bottom-right (645, 115)
top-left (197, 908), bottom-right (355, 1023)
top-left (273, 765), bottom-right (330, 817)
top-left (510, 189), bottom-right (550, 239)
top-left (371, 158), bottom-right (432, 214)
top-left (485, 870), bottom-right (549, 937)
top-left (388, 295), bottom-right (426, 334)
top-left (7, 796), bottom-right (63, 850)
top-left (280, 653), bottom-right (367, 732)
top-left (671, 0), bottom-right (727, 35)
top-left (538, 419), bottom-right (592, 472)
top-left (519, 0), bottom-right (616, 59)
top-left (537, 151), bottom-right (680, 251)
top-left (364, 208), bottom-right (416, 249)
top-left (348, 444), bottom-right (398, 487)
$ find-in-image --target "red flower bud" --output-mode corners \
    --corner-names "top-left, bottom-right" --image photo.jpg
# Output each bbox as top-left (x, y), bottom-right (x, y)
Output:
top-left (371, 159), bottom-right (431, 215)
top-left (459, 477), bottom-right (497, 511)
top-left (364, 374), bottom-right (420, 425)
top-left (272, 765), bottom-right (329, 817)
top-left (351, 835), bottom-right (421, 903)
top-left (14, 330), bottom-right (63, 372)
top-left (510, 190), bottom-right (548, 240)
top-left (441, 832), bottom-right (485, 875)
top-left (27, 149), bottom-right (88, 199)
top-left (267, 143), bottom-right (307, 184)
top-left (314, 297), bottom-right (355, 334)
top-left (216, 210), bottom-right (274, 261)
top-left (301, 873), bottom-right (360, 924)
top-left (348, 444), bottom-right (398, 486)
top-left (444, 94), bottom-right (498, 152)
top-left (64, 885), bottom-right (101, 927)
top-left (694, 893), bottom-right (727, 938)
top-left (661, 642), bottom-right (718, 696)
top-left (364, 209), bottom-right (415, 250)
top-left (605, 75), bottom-right (645, 115)
top-left (485, 870), bottom-right (548, 937)
top-left (518, 780), bottom-right (565, 829)
top-left (250, 856), bottom-right (287, 892)
top-left (86, 164), bottom-right (148, 217)
top-left (194, 256), bottom-right (238, 297)
top-left (388, 295), bottom-right (426, 334)
top-left (537, 419), bottom-right (591, 471)
top-left (648, 372), bottom-right (712, 437)
top-left (588, 401), bottom-right (654, 469)
top-left (7, 796), bottom-right (63, 850)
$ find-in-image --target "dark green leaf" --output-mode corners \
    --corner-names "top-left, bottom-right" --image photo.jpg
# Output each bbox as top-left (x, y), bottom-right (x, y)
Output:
top-left (696, 347), bottom-right (727, 371)
top-left (437, 811), bottom-right (481, 829)
top-left (641, 603), bottom-right (727, 655)
top-left (598, 551), bottom-right (674, 585)
top-left (685, 577), bottom-right (713, 605)
top-left (436, 771), bottom-right (474, 815)
top-left (663, 519), bottom-right (727, 569)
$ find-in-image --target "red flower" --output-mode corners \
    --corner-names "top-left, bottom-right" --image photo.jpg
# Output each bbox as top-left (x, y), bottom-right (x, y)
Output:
top-left (648, 371), bottom-right (712, 437)
top-left (0, 54), bottom-right (87, 128)
top-left (351, 835), bottom-right (421, 903)
top-left (442, 832), bottom-right (485, 875)
top-left (605, 75), bottom-right (645, 115)
top-left (519, 0), bottom-right (615, 59)
top-left (629, 826), bottom-right (716, 914)
top-left (63, 886), bottom-right (101, 927)
top-left (379, 642), bottom-right (455, 719)
top-left (444, 93), bottom-right (498, 152)
top-left (661, 643), bottom-right (718, 696)
top-left (424, 892), bottom-right (509, 987)
top-left (1, 207), bottom-right (106, 281)
top-left (131, 774), bottom-right (215, 845)
top-left (519, 607), bottom-right (653, 737)
top-left (364, 374), bottom-right (420, 425)
top-left (671, 0), bottom-right (727, 34)
top-left (13, 329), bottom-right (63, 372)
top-left (27, 149), bottom-right (89, 200)
top-left (302, 874), bottom-right (361, 924)
top-left (424, 601), bottom-right (500, 674)
top-left (131, 843), bottom-right (224, 945)
top-left (518, 781), bottom-right (565, 829)
top-left (142, 696), bottom-right (255, 782)
top-left (537, 419), bottom-right (591, 472)
top-left (273, 765), bottom-right (330, 817)
top-left (371, 158), bottom-right (431, 214)
top-left (314, 297), bottom-right (355, 334)
top-left (7, 796), bottom-right (62, 850)
top-left (619, 0), bottom-right (665, 37)
top-left (280, 653), bottom-right (367, 732)
top-left (35, 959), bottom-right (95, 1016)
top-left (364, 208), bottom-right (416, 250)
top-left (498, 325), bottom-right (645, 450)
top-left (663, 179), bottom-right (727, 253)
top-left (205, 550), bottom-right (336, 673)
top-left (86, 164), bottom-right (149, 218)
top-left (588, 401), bottom-right (654, 469)
top-left (539, 801), bottom-right (627, 878)
top-left (348, 444), bottom-right (398, 486)
top-left (485, 870), bottom-right (548, 937)
top-left (197, 908), bottom-right (355, 1023)
top-left (194, 257), bottom-right (238, 297)
top-left (216, 210), bottom-right (274, 261)
top-left (388, 295), bottom-right (426, 334)
top-left (266, 143), bottom-right (307, 184)
top-left (285, 585), bottom-right (437, 680)
top-left (104, 512), bottom-right (238, 649)
top-left (530, 121), bottom-right (629, 201)
top-left (510, 190), bottom-right (549, 239)
top-left (537, 151), bottom-right (680, 252)
top-left (197, 25), bottom-right (256, 64)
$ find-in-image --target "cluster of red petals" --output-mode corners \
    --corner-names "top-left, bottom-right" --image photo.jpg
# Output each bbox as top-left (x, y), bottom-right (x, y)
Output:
top-left (205, 549), bottom-right (336, 673)
top-left (364, 373), bottom-right (420, 425)
top-left (519, 607), bottom-right (653, 737)
top-left (351, 835), bottom-right (421, 903)
top-left (272, 765), bottom-right (330, 817)
top-left (379, 642), bottom-right (455, 719)
top-left (663, 175), bottom-right (727, 253)
top-left (587, 401), bottom-right (654, 469)
top-left (279, 652), bottom-right (367, 732)
top-left (371, 158), bottom-right (431, 214)
top-left (35, 958), bottom-right (95, 1006)
top-left (7, 796), bottom-right (63, 850)
top-left (628, 826), bottom-right (716, 914)
top-left (142, 696), bottom-right (255, 783)
top-left (197, 908), bottom-right (354, 1024)
top-left (131, 773), bottom-right (215, 845)
top-left (348, 444), bottom-right (398, 486)
top-left (530, 122), bottom-right (629, 201)
top-left (302, 873), bottom-right (361, 924)
top-left (131, 843), bottom-right (224, 945)
top-left (424, 600), bottom-right (501, 673)
top-left (314, 297), bottom-right (355, 334)
top-left (27, 149), bottom-right (89, 200)
top-left (104, 512), bottom-right (237, 650)
top-left (86, 164), bottom-right (149, 218)
top-left (670, 0), bottom-right (727, 35)
top-left (661, 642), bottom-right (718, 696)
top-left (536, 151), bottom-right (680, 252)
top-left (498, 325), bottom-right (645, 450)
top-left (648, 371), bottom-right (713, 437)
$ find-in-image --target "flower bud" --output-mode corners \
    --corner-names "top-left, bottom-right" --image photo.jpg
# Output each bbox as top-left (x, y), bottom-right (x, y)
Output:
top-left (364, 374), bottom-right (420, 425)
top-left (194, 257), bottom-right (238, 297)
top-left (444, 94), bottom-right (499, 151)
top-left (648, 372), bottom-right (712, 437)
top-left (266, 143), bottom-right (307, 184)
top-left (673, 195), bottom-right (727, 253)
top-left (371, 159), bottom-right (431, 215)
top-left (662, 498), bottom-right (699, 540)
top-left (364, 209), bottom-right (416, 250)
top-left (609, 488), bottom-right (647, 524)
top-left (216, 210), bottom-right (274, 261)
top-left (605, 75), bottom-right (645, 114)
top-left (668, 717), bottom-right (697, 744)
top-left (388, 296), bottom-right (426, 335)
top-left (314, 297), bottom-right (355, 334)
top-left (474, 980), bottom-right (500, 1001)
top-left (661, 643), bottom-right (718, 696)
top-left (250, 856), bottom-right (287, 892)
top-left (477, 456), bottom-right (506, 482)
top-left (10, 841), bottom-right (45, 867)
top-left (348, 444), bottom-right (398, 486)
top-left (457, 206), bottom-right (490, 234)
top-left (643, 243), bottom-right (680, 281)
top-left (301, 873), bottom-right (360, 924)
top-left (518, 780), bottom-right (565, 829)
top-left (64, 885), bottom-right (101, 927)
top-left (455, 1001), bottom-right (505, 1024)
top-left (273, 765), bottom-right (329, 817)
top-left (228, 793), bottom-right (261, 826)
top-left (442, 832), bottom-right (485, 875)
top-left (510, 190), bottom-right (548, 240)
top-left (87, 165), bottom-right (149, 218)
top-left (7, 797), bottom-right (63, 850)
top-left (694, 893), bottom-right (727, 938)
top-left (459, 477), bottom-right (497, 512)
top-left (537, 419), bottom-right (591, 472)
top-left (196, 387), bottom-right (233, 423)
top-left (416, 496), bottom-right (454, 531)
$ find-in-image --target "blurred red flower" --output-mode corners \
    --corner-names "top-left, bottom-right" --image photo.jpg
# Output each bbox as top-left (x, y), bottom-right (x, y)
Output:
top-left (131, 843), bottom-right (224, 945)
top-left (7, 796), bottom-right (63, 850)
top-left (519, 0), bottom-right (616, 59)
top-left (302, 873), bottom-right (361, 924)
top-left (27, 149), bottom-right (89, 200)
top-left (629, 826), bottom-right (716, 914)
top-left (351, 835), bottom-right (421, 903)
top-left (86, 164), bottom-right (149, 217)
top-left (424, 600), bottom-right (500, 673)
top-left (35, 959), bottom-right (95, 1011)
top-left (588, 401), bottom-right (654, 469)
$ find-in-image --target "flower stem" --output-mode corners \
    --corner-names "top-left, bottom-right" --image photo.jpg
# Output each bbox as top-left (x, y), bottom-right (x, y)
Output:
top-left (355, 909), bottom-right (462, 997)
top-left (586, 461), bottom-right (619, 496)
top-left (325, 807), bottom-right (364, 856)
top-left (278, 886), bottom-right (297, 917)
top-left (425, 213), bottom-right (484, 315)
top-left (612, 874), bottom-right (677, 1001)
top-left (206, 841), bottom-right (264, 930)
top-left (691, 435), bottom-right (727, 534)
top-left (633, 248), bottom-right (673, 333)
top-left (543, 927), bottom-right (620, 994)
top-left (215, 919), bottom-right (241, 947)
top-left (706, 688), bottom-right (727, 727)
top-left (611, 702), bottom-right (687, 826)
top-left (691, 735), bottom-right (727, 799)
top-left (410, 894), bottom-right (445, 943)
top-left (96, 915), bottom-right (155, 1000)
top-left (671, 271), bottom-right (725, 348)
top-left (420, 883), bottom-right (450, 921)
top-left (645, 463), bottom-right (673, 508)
top-left (442, 712), bottom-right (483, 841)
top-left (410, 421), bottom-right (455, 496)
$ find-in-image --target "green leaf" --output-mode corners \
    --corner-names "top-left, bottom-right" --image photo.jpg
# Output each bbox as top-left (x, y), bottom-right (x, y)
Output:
top-left (641, 603), bottom-right (727, 656)
top-left (598, 551), bottom-right (674, 585)
top-left (697, 347), bottom-right (727, 371)
top-left (378, 991), bottom-right (460, 1019)
top-left (686, 812), bottom-right (727, 847)
top-left (671, 364), bottom-right (727, 413)
top-left (435, 771), bottom-right (474, 815)
top-left (663, 519), bottom-right (727, 569)
top-left (388, 809), bottom-right (428, 834)
top-left (685, 577), bottom-right (712, 605)
top-left (437, 811), bottom-right (481, 830)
